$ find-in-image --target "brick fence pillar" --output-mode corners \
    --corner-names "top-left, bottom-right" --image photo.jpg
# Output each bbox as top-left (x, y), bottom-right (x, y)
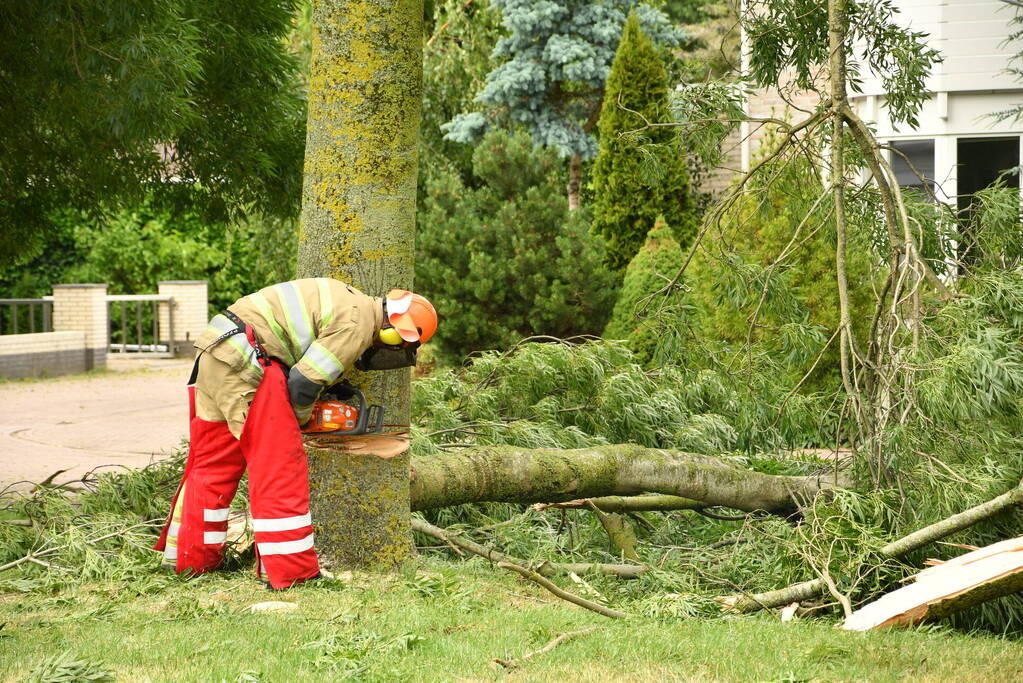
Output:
top-left (158, 281), bottom-right (208, 357)
top-left (52, 284), bottom-right (108, 370)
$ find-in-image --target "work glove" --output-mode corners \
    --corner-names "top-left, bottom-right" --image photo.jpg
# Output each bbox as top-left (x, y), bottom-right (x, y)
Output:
top-left (354, 343), bottom-right (419, 371)
top-left (287, 367), bottom-right (322, 427)
top-left (325, 380), bottom-right (357, 402)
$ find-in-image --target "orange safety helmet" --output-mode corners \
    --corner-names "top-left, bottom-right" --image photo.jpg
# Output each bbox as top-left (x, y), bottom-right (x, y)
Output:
top-left (384, 290), bottom-right (438, 344)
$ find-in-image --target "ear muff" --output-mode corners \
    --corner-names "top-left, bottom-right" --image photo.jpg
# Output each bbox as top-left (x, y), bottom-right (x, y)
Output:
top-left (378, 326), bottom-right (403, 346)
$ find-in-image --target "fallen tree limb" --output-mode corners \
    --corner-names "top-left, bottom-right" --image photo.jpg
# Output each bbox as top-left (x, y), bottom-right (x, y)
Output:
top-left (411, 445), bottom-right (838, 514)
top-left (585, 501), bottom-right (640, 561)
top-left (721, 481), bottom-right (1023, 612)
top-left (0, 520), bottom-right (163, 575)
top-left (532, 494), bottom-right (702, 513)
top-left (411, 518), bottom-right (647, 579)
top-left (0, 549), bottom-right (59, 574)
top-left (497, 561), bottom-right (628, 619)
top-left (494, 626), bottom-right (599, 669)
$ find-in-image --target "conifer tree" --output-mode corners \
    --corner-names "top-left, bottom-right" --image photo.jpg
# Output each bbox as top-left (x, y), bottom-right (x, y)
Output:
top-left (441, 0), bottom-right (685, 209)
top-left (590, 12), bottom-right (697, 271)
top-left (602, 220), bottom-right (685, 365)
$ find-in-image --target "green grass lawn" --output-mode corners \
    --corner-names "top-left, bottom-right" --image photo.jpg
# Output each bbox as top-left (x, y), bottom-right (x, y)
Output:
top-left (2, 557), bottom-right (1023, 682)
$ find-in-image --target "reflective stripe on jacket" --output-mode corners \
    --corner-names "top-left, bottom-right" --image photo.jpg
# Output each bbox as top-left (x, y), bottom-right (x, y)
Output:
top-left (194, 278), bottom-right (383, 389)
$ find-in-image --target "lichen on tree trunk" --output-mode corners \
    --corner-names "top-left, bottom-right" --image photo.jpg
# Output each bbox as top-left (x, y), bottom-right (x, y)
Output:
top-left (297, 0), bottom-right (423, 569)
top-left (409, 444), bottom-right (837, 514)
top-left (308, 448), bottom-right (413, 569)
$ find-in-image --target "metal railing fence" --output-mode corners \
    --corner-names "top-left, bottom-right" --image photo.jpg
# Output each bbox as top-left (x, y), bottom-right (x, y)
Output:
top-left (107, 294), bottom-right (175, 357)
top-left (0, 298), bottom-right (53, 335)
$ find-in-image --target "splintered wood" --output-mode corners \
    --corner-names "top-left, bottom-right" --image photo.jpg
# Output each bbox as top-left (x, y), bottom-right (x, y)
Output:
top-left (843, 536), bottom-right (1023, 630)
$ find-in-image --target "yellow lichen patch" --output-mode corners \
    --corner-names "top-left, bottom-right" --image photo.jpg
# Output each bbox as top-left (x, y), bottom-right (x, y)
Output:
top-left (360, 247), bottom-right (394, 262)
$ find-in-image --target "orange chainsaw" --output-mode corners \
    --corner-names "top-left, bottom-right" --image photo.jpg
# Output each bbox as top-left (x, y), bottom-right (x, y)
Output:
top-left (302, 381), bottom-right (384, 436)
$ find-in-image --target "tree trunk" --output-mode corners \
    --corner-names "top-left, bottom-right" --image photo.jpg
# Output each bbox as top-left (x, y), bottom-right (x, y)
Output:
top-left (298, 0), bottom-right (423, 569)
top-left (409, 444), bottom-right (838, 514)
top-left (567, 154), bottom-right (582, 210)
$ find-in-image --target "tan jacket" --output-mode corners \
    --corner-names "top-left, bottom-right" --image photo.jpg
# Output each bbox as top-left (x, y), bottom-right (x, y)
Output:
top-left (195, 278), bottom-right (383, 391)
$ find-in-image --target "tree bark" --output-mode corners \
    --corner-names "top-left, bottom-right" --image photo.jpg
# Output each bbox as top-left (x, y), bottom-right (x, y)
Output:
top-left (298, 0), bottom-right (423, 569)
top-left (409, 444), bottom-right (837, 514)
top-left (567, 154), bottom-right (582, 210)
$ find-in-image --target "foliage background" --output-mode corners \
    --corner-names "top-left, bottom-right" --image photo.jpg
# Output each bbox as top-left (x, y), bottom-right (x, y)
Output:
top-left (0, 201), bottom-right (295, 314)
top-left (0, 0), bottom-right (306, 267)
top-left (416, 130), bottom-right (620, 361)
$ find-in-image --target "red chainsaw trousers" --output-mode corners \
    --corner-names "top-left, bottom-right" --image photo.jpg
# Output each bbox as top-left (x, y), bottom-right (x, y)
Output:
top-left (155, 360), bottom-right (320, 589)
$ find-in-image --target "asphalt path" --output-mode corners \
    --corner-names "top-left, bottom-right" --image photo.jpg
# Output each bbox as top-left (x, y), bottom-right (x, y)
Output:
top-left (0, 357), bottom-right (193, 490)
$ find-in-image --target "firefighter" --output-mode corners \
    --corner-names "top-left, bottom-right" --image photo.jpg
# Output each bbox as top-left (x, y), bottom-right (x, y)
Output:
top-left (154, 279), bottom-right (438, 589)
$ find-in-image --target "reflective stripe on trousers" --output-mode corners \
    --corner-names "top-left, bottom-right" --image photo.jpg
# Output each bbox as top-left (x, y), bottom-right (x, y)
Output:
top-left (155, 361), bottom-right (319, 589)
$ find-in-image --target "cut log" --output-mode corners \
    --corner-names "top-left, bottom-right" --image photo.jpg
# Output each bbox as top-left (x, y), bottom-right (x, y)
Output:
top-left (843, 536), bottom-right (1023, 630)
top-left (410, 445), bottom-right (837, 514)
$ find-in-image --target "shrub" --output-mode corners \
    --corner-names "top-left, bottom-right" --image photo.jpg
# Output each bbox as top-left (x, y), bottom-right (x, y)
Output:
top-left (416, 129), bottom-right (620, 361)
top-left (603, 220), bottom-right (689, 366)
top-left (684, 149), bottom-right (876, 385)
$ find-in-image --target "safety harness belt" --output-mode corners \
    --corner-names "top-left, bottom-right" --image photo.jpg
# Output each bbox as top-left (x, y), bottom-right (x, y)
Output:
top-left (188, 310), bottom-right (270, 385)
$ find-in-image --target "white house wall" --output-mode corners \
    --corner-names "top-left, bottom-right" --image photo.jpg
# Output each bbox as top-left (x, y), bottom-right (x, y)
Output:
top-left (853, 91), bottom-right (1023, 139)
top-left (848, 0), bottom-right (1023, 204)
top-left (741, 0), bottom-right (1023, 198)
top-left (854, 0), bottom-right (1022, 97)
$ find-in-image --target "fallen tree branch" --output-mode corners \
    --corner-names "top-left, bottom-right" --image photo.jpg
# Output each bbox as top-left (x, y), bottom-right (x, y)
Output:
top-left (585, 500), bottom-right (640, 561)
top-left (494, 626), bottom-right (599, 669)
top-left (411, 445), bottom-right (840, 514)
top-left (694, 509), bottom-right (754, 522)
top-left (0, 549), bottom-right (58, 573)
top-left (0, 519), bottom-right (164, 575)
top-left (411, 518), bottom-right (647, 579)
top-left (532, 494), bottom-right (702, 513)
top-left (497, 561), bottom-right (628, 619)
top-left (720, 480), bottom-right (1023, 612)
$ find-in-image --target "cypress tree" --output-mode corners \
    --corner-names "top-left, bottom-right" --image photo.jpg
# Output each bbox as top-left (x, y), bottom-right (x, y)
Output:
top-left (591, 11), bottom-right (697, 271)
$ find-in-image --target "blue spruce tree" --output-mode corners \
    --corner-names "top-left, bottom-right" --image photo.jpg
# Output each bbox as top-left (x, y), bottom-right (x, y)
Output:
top-left (441, 0), bottom-right (686, 209)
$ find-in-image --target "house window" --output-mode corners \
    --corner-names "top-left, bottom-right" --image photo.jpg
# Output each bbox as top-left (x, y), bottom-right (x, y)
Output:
top-left (890, 139), bottom-right (936, 197)
top-left (956, 137), bottom-right (1021, 264)
top-left (957, 137), bottom-right (1020, 210)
